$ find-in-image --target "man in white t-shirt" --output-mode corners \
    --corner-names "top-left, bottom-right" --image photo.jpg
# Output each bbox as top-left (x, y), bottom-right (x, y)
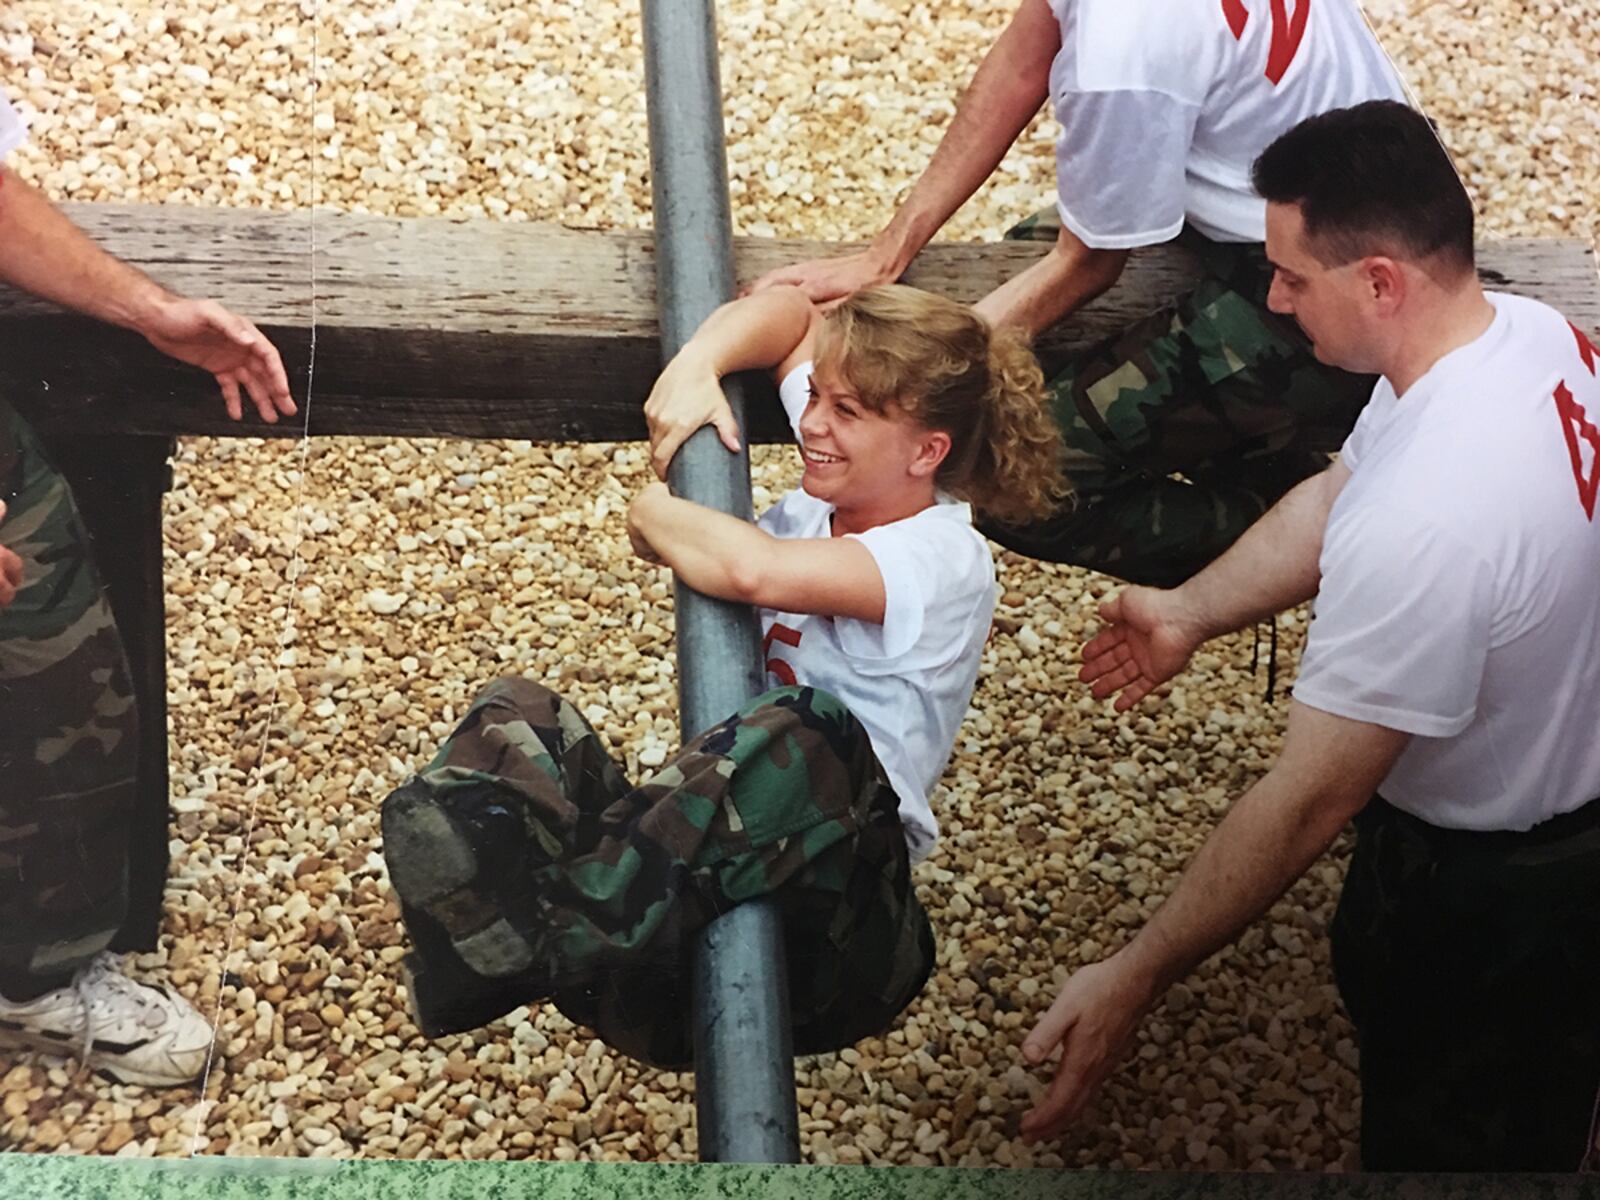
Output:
top-left (1024, 101), bottom-right (1600, 1170)
top-left (0, 89), bottom-right (294, 1087)
top-left (753, 0), bottom-right (1408, 586)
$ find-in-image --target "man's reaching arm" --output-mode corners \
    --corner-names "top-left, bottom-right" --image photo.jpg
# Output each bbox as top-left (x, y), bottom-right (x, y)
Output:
top-left (747, 0), bottom-right (1061, 305)
top-left (1081, 462), bottom-right (1349, 709)
top-left (1019, 701), bottom-right (1409, 1138)
top-left (972, 223), bottom-right (1128, 338)
top-left (0, 165), bottom-right (294, 422)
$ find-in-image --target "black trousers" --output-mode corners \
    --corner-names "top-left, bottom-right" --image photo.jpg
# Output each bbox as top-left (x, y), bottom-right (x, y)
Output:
top-left (1331, 793), bottom-right (1600, 1171)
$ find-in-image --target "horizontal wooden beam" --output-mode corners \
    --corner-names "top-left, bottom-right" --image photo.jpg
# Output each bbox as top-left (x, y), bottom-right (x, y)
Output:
top-left (3, 204), bottom-right (1595, 442)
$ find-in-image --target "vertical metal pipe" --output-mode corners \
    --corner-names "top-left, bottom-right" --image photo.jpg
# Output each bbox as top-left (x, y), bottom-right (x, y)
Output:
top-left (639, 0), bottom-right (801, 1165)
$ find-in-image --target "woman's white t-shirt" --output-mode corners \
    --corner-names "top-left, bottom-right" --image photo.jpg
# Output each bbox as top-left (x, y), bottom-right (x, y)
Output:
top-left (754, 363), bottom-right (997, 862)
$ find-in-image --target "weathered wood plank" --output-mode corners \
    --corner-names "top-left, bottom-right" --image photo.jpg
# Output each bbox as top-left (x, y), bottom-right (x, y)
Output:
top-left (2, 204), bottom-right (1595, 442)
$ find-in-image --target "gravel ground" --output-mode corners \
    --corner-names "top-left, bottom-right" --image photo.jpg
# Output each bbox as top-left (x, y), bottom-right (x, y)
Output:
top-left (1, 0), bottom-right (1597, 1170)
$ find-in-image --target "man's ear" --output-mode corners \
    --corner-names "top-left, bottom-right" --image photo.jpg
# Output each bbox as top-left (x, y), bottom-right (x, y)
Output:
top-left (910, 429), bottom-right (952, 479)
top-left (1364, 256), bottom-right (1406, 316)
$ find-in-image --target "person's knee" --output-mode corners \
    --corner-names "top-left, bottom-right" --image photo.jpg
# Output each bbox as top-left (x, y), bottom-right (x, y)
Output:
top-left (470, 675), bottom-right (567, 727)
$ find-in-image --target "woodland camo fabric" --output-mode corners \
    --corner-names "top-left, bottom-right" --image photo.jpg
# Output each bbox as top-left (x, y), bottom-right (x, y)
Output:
top-left (384, 677), bottom-right (934, 1067)
top-left (990, 210), bottom-right (1376, 586)
top-left (0, 398), bottom-right (138, 987)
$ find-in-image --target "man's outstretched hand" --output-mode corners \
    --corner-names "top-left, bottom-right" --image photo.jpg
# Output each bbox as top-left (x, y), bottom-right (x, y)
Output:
top-left (1019, 953), bottom-right (1157, 1141)
top-left (744, 247), bottom-right (895, 310)
top-left (141, 297), bottom-right (296, 424)
top-left (1079, 586), bottom-right (1208, 711)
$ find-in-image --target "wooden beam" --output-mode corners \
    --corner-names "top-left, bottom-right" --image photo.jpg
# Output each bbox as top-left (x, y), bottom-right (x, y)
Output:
top-left (3, 204), bottom-right (1596, 442)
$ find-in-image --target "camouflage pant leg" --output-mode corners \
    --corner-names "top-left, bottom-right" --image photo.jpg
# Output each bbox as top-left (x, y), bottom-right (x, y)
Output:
top-left (385, 677), bottom-right (933, 1067)
top-left (1330, 795), bottom-right (1600, 1171)
top-left (0, 399), bottom-right (138, 985)
top-left (988, 210), bottom-right (1375, 586)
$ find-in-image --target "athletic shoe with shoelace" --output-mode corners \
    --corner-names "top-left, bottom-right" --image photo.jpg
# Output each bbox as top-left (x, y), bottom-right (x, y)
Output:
top-left (0, 953), bottom-right (212, 1087)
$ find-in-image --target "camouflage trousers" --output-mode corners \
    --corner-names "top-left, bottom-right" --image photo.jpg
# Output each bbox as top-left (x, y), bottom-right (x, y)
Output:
top-left (987, 210), bottom-right (1376, 586)
top-left (0, 399), bottom-right (139, 990)
top-left (1331, 794), bottom-right (1600, 1171)
top-left (382, 677), bottom-right (935, 1068)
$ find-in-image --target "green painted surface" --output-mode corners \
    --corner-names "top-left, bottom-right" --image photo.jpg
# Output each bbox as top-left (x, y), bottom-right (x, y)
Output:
top-left (0, 1157), bottom-right (1597, 1200)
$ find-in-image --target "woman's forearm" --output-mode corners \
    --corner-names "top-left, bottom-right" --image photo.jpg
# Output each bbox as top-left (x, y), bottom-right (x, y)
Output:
top-left (678, 287), bottom-right (815, 378)
top-left (631, 486), bottom-right (776, 601)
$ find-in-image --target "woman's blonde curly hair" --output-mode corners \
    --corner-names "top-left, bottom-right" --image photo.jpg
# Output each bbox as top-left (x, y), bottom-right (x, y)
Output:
top-left (814, 284), bottom-right (1065, 525)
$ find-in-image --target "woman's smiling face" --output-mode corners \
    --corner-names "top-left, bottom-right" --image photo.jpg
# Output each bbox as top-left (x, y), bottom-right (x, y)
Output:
top-left (796, 362), bottom-right (938, 516)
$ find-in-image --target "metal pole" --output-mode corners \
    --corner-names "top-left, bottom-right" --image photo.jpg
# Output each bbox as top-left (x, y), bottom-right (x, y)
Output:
top-left (640, 0), bottom-right (801, 1165)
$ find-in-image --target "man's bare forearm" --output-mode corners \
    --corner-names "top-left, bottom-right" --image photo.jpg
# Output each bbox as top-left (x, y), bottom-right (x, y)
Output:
top-left (1178, 464), bottom-right (1347, 641)
top-left (871, 0), bottom-right (1059, 274)
top-left (0, 166), bottom-right (172, 331)
top-left (1118, 759), bottom-right (1350, 993)
top-left (974, 228), bottom-right (1128, 336)
top-left (1117, 703), bottom-right (1403, 996)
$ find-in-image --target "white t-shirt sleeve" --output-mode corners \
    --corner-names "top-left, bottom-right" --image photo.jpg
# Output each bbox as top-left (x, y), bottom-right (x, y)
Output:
top-left (1335, 381), bottom-right (1389, 472)
top-left (1054, 88), bottom-right (1200, 249)
top-left (1294, 504), bottom-right (1494, 737)
top-left (0, 95), bottom-right (27, 162)
top-left (836, 514), bottom-right (991, 669)
top-left (776, 361), bottom-right (812, 441)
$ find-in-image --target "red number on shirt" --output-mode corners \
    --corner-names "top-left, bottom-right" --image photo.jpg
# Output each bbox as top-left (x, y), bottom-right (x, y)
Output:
top-left (1221, 0), bottom-right (1312, 86)
top-left (1553, 380), bottom-right (1600, 521)
top-left (763, 622), bottom-right (802, 687)
top-left (1572, 322), bottom-right (1598, 377)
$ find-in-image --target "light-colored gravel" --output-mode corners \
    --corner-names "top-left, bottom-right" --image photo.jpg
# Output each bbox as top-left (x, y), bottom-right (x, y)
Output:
top-left (1, 0), bottom-right (1595, 1170)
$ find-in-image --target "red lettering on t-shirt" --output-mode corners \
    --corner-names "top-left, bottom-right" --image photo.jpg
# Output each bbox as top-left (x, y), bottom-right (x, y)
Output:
top-left (1264, 0), bottom-right (1311, 85)
top-left (763, 622), bottom-right (802, 687)
top-left (1221, 0), bottom-right (1249, 39)
top-left (1221, 0), bottom-right (1311, 86)
top-left (1571, 322), bottom-right (1598, 376)
top-left (1553, 380), bottom-right (1600, 521)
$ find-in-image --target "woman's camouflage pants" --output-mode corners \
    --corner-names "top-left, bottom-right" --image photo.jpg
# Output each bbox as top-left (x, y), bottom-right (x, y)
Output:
top-left (987, 213), bottom-right (1376, 587)
top-left (1332, 794), bottom-right (1600, 1171)
top-left (382, 677), bottom-right (935, 1068)
top-left (0, 399), bottom-right (139, 990)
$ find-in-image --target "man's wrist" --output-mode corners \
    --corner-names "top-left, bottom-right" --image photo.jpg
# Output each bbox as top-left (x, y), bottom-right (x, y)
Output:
top-left (868, 218), bottom-right (928, 280)
top-left (112, 279), bottom-right (178, 338)
top-left (1113, 929), bottom-right (1184, 1005)
top-left (1086, 940), bottom-right (1171, 1029)
top-left (1168, 581), bottom-right (1227, 647)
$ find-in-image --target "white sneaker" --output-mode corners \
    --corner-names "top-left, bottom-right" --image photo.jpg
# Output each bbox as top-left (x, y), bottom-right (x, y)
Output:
top-left (0, 954), bottom-right (213, 1087)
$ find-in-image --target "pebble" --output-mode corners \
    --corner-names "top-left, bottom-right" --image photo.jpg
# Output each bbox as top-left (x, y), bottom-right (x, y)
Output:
top-left (363, 590), bottom-right (407, 616)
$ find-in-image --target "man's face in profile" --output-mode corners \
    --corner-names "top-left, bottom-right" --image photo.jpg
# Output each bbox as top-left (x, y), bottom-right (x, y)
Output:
top-left (1264, 201), bottom-right (1380, 375)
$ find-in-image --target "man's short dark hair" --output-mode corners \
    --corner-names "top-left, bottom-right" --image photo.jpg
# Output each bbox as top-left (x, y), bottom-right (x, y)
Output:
top-left (1252, 100), bottom-right (1475, 275)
